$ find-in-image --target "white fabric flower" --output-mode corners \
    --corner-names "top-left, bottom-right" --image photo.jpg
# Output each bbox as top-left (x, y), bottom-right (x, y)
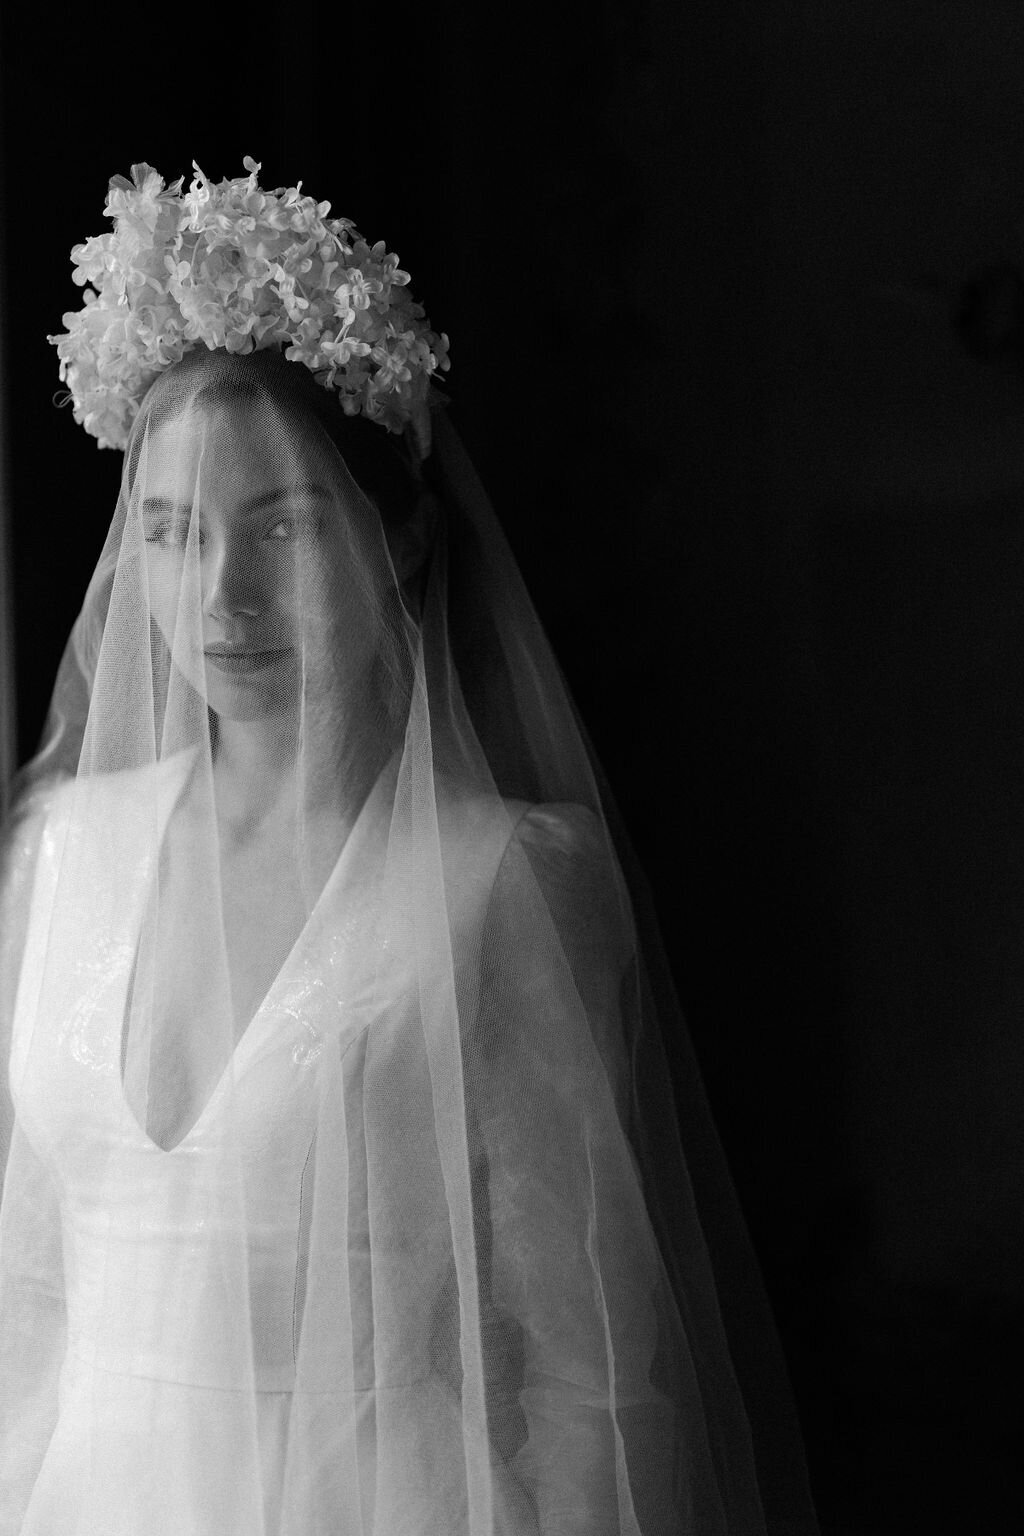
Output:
top-left (48, 159), bottom-right (451, 452)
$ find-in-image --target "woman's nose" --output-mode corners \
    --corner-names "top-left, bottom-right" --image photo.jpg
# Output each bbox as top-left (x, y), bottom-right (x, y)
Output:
top-left (202, 541), bottom-right (262, 619)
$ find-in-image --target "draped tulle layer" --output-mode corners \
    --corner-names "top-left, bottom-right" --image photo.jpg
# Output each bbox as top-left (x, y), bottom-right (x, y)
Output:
top-left (0, 345), bottom-right (818, 1534)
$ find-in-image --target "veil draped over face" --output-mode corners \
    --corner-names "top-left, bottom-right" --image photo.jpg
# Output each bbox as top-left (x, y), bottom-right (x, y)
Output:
top-left (0, 348), bottom-right (818, 1535)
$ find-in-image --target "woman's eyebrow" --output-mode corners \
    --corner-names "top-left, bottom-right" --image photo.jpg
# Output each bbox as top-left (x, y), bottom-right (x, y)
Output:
top-left (238, 481), bottom-right (333, 514)
top-left (140, 482), bottom-right (333, 518)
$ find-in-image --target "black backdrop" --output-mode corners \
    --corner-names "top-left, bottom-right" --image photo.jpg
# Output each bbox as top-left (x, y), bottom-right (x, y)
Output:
top-left (4, 4), bottom-right (1024, 1532)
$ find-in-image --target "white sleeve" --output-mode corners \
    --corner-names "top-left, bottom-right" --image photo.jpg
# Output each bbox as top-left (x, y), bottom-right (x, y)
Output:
top-left (0, 788), bottom-right (69, 1531)
top-left (470, 802), bottom-right (680, 1536)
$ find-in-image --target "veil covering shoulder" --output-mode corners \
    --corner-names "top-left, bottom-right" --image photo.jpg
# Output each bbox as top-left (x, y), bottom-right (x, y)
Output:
top-left (0, 345), bottom-right (819, 1535)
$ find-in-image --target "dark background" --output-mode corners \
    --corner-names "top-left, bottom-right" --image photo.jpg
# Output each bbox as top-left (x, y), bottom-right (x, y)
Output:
top-left (4, 3), bottom-right (1024, 1531)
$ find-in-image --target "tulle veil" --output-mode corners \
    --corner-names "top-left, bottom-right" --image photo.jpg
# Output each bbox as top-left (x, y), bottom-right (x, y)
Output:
top-left (0, 344), bottom-right (819, 1534)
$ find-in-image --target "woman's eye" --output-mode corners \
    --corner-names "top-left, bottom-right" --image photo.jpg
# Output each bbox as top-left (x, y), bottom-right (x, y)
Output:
top-left (144, 520), bottom-right (193, 549)
top-left (265, 513), bottom-right (322, 541)
top-left (265, 518), bottom-right (296, 541)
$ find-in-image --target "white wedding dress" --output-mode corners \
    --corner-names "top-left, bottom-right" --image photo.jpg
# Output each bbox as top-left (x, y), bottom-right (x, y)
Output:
top-left (6, 749), bottom-right (595, 1535)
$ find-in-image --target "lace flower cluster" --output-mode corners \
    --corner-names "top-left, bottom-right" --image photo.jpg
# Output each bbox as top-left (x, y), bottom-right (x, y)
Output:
top-left (47, 157), bottom-right (451, 453)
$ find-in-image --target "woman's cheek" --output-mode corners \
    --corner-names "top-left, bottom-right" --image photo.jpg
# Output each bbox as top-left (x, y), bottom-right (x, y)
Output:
top-left (145, 563), bottom-right (205, 691)
top-left (147, 565), bottom-right (182, 642)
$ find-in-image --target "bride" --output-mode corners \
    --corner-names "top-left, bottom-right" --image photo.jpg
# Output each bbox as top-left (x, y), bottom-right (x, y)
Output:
top-left (0, 159), bottom-right (819, 1534)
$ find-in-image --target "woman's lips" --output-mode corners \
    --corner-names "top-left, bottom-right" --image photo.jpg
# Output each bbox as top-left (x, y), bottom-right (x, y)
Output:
top-left (203, 648), bottom-right (293, 676)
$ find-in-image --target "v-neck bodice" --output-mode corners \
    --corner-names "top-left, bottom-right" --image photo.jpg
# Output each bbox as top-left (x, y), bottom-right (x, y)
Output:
top-left (4, 750), bottom-right (410, 1393)
top-left (7, 752), bottom-right (529, 1396)
top-left (116, 752), bottom-right (397, 1154)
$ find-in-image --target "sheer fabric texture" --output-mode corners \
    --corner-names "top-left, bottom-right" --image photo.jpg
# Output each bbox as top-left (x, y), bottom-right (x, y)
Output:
top-left (0, 347), bottom-right (818, 1535)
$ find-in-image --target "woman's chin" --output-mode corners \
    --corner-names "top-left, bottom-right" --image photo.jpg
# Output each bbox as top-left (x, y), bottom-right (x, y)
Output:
top-left (206, 678), bottom-right (299, 724)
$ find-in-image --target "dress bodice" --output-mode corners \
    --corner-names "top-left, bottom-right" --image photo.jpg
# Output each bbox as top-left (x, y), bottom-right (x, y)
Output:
top-left (8, 752), bottom-right (530, 1395)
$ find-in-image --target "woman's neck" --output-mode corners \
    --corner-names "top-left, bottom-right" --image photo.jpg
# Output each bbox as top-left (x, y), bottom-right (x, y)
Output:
top-left (210, 706), bottom-right (393, 846)
top-left (212, 715), bottom-right (300, 833)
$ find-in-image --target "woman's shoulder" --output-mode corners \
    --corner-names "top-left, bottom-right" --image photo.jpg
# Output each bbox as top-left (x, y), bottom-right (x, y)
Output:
top-left (0, 771), bottom-right (81, 876)
top-left (3, 754), bottom-right (194, 876)
top-left (502, 800), bottom-right (633, 941)
top-left (505, 799), bottom-right (606, 864)
top-left (434, 774), bottom-right (603, 867)
top-left (49, 754), bottom-right (193, 822)
top-left (0, 778), bottom-right (76, 1002)
top-left (0, 782), bottom-right (61, 893)
top-left (439, 783), bottom-right (617, 922)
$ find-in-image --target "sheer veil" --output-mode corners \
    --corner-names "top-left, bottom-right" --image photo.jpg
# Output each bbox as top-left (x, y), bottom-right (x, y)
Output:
top-left (0, 344), bottom-right (819, 1534)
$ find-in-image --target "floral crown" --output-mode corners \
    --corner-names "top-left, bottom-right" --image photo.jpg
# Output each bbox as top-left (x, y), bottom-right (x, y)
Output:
top-left (47, 157), bottom-right (451, 457)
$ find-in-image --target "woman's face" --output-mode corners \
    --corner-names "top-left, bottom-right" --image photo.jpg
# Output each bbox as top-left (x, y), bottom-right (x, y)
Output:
top-left (138, 402), bottom-right (383, 725)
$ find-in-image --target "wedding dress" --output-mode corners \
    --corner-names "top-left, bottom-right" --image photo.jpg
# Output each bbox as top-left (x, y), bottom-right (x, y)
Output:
top-left (0, 341), bottom-right (820, 1534)
top-left (10, 748), bottom-right (619, 1534)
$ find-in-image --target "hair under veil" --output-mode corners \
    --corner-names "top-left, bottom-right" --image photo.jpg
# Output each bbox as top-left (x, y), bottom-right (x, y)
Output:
top-left (0, 344), bottom-right (819, 1535)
